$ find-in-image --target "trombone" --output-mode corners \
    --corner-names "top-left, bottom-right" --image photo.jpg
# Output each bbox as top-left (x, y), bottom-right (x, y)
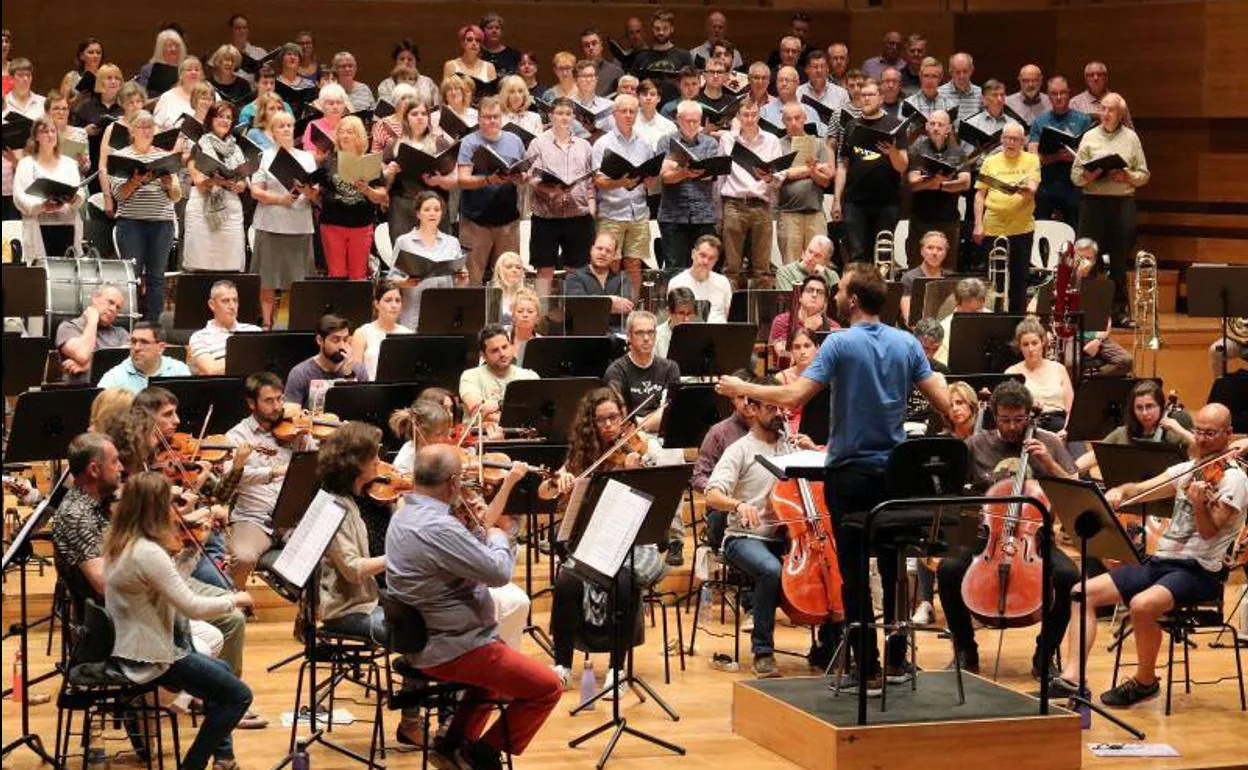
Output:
top-left (987, 236), bottom-right (1010, 312)
top-left (1133, 250), bottom-right (1162, 376)
top-left (874, 229), bottom-right (899, 281)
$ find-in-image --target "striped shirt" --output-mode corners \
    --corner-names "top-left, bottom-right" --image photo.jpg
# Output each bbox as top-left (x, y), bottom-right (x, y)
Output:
top-left (938, 81), bottom-right (983, 122)
top-left (905, 89), bottom-right (959, 119)
top-left (108, 146), bottom-right (177, 220)
top-left (187, 319), bottom-right (263, 371)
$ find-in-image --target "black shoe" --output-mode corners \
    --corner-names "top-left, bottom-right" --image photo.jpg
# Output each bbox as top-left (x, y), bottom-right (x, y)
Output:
top-left (1047, 675), bottom-right (1081, 699)
top-left (947, 648), bottom-right (980, 675)
top-left (666, 540), bottom-right (684, 567)
top-left (807, 643), bottom-right (834, 670)
top-left (1031, 650), bottom-right (1057, 680)
top-left (458, 740), bottom-right (503, 770)
top-left (1100, 677), bottom-right (1160, 708)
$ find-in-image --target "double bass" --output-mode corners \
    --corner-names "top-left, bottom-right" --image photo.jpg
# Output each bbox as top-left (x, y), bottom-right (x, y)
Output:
top-left (961, 419), bottom-right (1049, 628)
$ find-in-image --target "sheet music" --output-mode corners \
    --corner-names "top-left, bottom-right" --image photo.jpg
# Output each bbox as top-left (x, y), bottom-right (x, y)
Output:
top-left (272, 489), bottom-right (346, 588)
top-left (763, 449), bottom-right (827, 474)
top-left (572, 478), bottom-right (653, 578)
top-left (557, 477), bottom-right (592, 543)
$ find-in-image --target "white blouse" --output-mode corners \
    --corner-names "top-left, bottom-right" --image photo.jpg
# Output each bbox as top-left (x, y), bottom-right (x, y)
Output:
top-left (251, 146), bottom-right (318, 235)
top-left (13, 154), bottom-right (82, 225)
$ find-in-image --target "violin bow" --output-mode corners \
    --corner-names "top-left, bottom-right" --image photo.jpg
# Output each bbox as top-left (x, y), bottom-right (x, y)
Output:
top-left (151, 431), bottom-right (235, 590)
top-left (573, 392), bottom-right (661, 483)
top-left (186, 404), bottom-right (215, 467)
top-left (1118, 446), bottom-right (1243, 509)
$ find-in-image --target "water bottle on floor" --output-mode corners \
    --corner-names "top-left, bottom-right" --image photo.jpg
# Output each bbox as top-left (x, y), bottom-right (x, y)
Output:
top-left (578, 661), bottom-right (598, 710)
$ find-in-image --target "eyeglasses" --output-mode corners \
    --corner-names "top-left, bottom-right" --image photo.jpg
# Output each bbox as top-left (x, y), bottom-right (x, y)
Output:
top-left (1192, 428), bottom-right (1226, 439)
top-left (630, 329), bottom-right (657, 338)
top-left (802, 287), bottom-right (826, 296)
top-left (594, 413), bottom-right (622, 426)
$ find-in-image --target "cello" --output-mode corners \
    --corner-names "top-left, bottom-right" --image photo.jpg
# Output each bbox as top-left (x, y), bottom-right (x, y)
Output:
top-left (770, 471), bottom-right (844, 626)
top-left (961, 418), bottom-right (1049, 628)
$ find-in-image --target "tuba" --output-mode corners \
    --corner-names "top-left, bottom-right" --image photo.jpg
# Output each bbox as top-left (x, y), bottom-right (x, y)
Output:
top-left (986, 236), bottom-right (1011, 312)
top-left (1133, 251), bottom-right (1161, 376)
top-left (873, 229), bottom-right (897, 281)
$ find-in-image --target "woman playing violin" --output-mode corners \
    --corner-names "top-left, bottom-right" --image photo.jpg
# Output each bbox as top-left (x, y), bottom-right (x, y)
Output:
top-left (538, 387), bottom-right (666, 690)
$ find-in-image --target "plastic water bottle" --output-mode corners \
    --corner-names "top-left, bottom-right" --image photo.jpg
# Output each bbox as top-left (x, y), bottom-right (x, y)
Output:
top-left (699, 584), bottom-right (713, 616)
top-left (578, 662), bottom-right (598, 710)
top-left (1077, 686), bottom-right (1092, 730)
top-left (11, 647), bottom-right (23, 704)
top-left (292, 737), bottom-right (310, 770)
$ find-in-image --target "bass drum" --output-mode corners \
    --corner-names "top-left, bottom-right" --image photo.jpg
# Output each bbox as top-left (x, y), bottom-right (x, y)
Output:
top-left (39, 252), bottom-right (140, 335)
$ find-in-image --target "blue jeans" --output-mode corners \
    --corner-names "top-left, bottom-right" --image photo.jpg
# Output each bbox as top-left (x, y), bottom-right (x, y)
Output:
top-left (321, 606), bottom-right (388, 645)
top-left (721, 536), bottom-right (785, 656)
top-left (152, 653), bottom-right (251, 770)
top-left (657, 221), bottom-right (717, 276)
top-left (191, 531), bottom-right (232, 590)
top-left (115, 217), bottom-right (174, 322)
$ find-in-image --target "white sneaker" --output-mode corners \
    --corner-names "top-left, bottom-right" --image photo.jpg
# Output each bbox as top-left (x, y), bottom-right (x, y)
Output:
top-left (599, 668), bottom-right (623, 701)
top-left (911, 601), bottom-right (935, 626)
top-left (551, 664), bottom-right (573, 690)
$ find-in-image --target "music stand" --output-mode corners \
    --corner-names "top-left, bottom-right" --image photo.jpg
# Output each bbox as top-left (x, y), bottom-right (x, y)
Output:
top-left (5, 386), bottom-right (98, 463)
top-left (145, 376), bottom-right (246, 434)
top-left (499, 377), bottom-right (602, 441)
top-left (728, 289), bottom-right (790, 340)
top-left (224, 331), bottom-right (318, 380)
top-left (1187, 265), bottom-right (1248, 376)
top-left (1208, 373), bottom-right (1248, 433)
top-left (880, 282), bottom-right (904, 327)
top-left (563, 465), bottom-right (691, 768)
top-left (1038, 476), bottom-right (1145, 739)
top-left (947, 313), bottom-right (1031, 374)
top-left (3, 335), bottom-right (49, 397)
top-left (1092, 441), bottom-right (1187, 532)
top-left (1035, 277), bottom-right (1113, 334)
top-left (2, 265), bottom-right (47, 318)
top-left (324, 382), bottom-right (431, 453)
top-left (416, 287), bottom-right (493, 334)
top-left (541, 295), bottom-right (613, 336)
top-left (373, 335), bottom-right (474, 389)
top-left (1065, 376), bottom-right (1160, 442)
top-left (522, 337), bottom-right (614, 378)
top-left (288, 279), bottom-right (374, 330)
top-left (919, 277), bottom-right (965, 322)
top-left (667, 323), bottom-right (756, 378)
top-left (906, 276), bottom-right (951, 327)
top-left (172, 272), bottom-right (261, 329)
top-left (1, 469), bottom-right (69, 768)
top-left (658, 383), bottom-right (733, 449)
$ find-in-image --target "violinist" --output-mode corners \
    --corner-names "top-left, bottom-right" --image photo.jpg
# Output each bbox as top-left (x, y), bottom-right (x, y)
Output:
top-left (386, 444), bottom-right (560, 770)
top-left (97, 321), bottom-right (192, 393)
top-left (705, 377), bottom-right (818, 679)
top-left (284, 314), bottom-right (370, 410)
top-left (938, 380), bottom-right (1079, 676)
top-left (1053, 403), bottom-right (1246, 708)
top-left (52, 433), bottom-right (124, 610)
top-left (226, 372), bottom-right (313, 588)
top-left (390, 388), bottom-right (460, 476)
top-left (538, 387), bottom-right (666, 691)
top-left (1074, 379), bottom-right (1193, 477)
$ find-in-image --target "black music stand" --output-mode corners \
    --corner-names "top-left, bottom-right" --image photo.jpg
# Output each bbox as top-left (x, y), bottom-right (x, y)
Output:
top-left (797, 383), bottom-right (830, 442)
top-left (667, 323), bottom-right (756, 378)
top-left (416, 288), bottom-right (492, 334)
top-left (373, 335), bottom-right (474, 389)
top-left (1035, 276), bottom-right (1113, 334)
top-left (1187, 265), bottom-right (1248, 377)
top-left (657, 383), bottom-right (732, 449)
top-left (522, 337), bottom-right (614, 378)
top-left (324, 382), bottom-right (431, 453)
top-left (1065, 377), bottom-right (1160, 442)
top-left (225, 331), bottom-right (318, 380)
top-left (1092, 441), bottom-right (1187, 537)
top-left (1, 469), bottom-right (69, 768)
top-left (1208, 372), bottom-right (1248, 433)
top-left (728, 289), bottom-right (790, 340)
top-left (150, 376), bottom-right (248, 434)
top-left (563, 465), bottom-right (691, 768)
top-left (288, 279), bottom-right (374, 331)
top-left (1038, 476), bottom-right (1146, 739)
top-left (880, 282), bottom-right (904, 327)
top-left (542, 295), bottom-right (613, 336)
top-left (917, 277), bottom-right (965, 323)
top-left (499, 378), bottom-right (602, 441)
top-left (172, 272), bottom-right (261, 329)
top-left (2, 265), bottom-right (47, 319)
top-left (5, 386), bottom-right (98, 463)
top-left (3, 335), bottom-right (49, 397)
top-left (947, 313), bottom-right (1031, 374)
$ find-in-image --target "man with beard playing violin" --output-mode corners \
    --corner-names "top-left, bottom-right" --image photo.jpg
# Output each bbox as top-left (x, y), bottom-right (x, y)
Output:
top-left (705, 375), bottom-right (817, 678)
top-left (937, 380), bottom-right (1079, 677)
top-left (1052, 403), bottom-right (1246, 708)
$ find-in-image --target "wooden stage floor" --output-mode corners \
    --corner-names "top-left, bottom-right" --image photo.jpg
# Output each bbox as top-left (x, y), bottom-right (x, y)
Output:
top-left (4, 572), bottom-right (1246, 770)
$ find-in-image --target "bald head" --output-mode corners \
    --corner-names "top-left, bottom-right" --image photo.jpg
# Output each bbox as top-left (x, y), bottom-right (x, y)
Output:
top-left (1197, 403), bottom-right (1232, 431)
top-left (1018, 64), bottom-right (1043, 97)
top-left (412, 443), bottom-right (462, 493)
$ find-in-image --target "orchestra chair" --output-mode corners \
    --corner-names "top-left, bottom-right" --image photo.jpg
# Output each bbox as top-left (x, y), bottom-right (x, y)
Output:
top-left (1109, 566), bottom-right (1247, 716)
top-left (374, 591), bottom-right (514, 770)
top-left (685, 509), bottom-right (754, 664)
top-left (830, 437), bottom-right (970, 707)
top-left (306, 625), bottom-right (388, 740)
top-left (54, 600), bottom-right (181, 770)
top-left (642, 582), bottom-right (687, 684)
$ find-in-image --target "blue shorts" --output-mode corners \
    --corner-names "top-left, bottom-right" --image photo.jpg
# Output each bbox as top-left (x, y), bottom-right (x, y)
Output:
top-left (1109, 557), bottom-right (1222, 607)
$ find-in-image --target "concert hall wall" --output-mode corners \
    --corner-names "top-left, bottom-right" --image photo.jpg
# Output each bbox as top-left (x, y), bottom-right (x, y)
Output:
top-left (5, 0), bottom-right (1246, 271)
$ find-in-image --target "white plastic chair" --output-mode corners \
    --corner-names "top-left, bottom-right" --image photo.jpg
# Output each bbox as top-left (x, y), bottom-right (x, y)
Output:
top-left (373, 222), bottom-right (394, 269)
top-left (518, 219), bottom-right (532, 268)
top-left (1031, 219), bottom-right (1076, 271)
top-left (892, 219), bottom-right (911, 273)
top-left (644, 219), bottom-right (661, 271)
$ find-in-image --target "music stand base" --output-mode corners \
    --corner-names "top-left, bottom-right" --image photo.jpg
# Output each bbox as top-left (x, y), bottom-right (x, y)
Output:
top-left (523, 625), bottom-right (554, 658)
top-left (2, 733), bottom-right (58, 768)
top-left (1066, 694), bottom-right (1146, 740)
top-left (568, 717), bottom-right (686, 770)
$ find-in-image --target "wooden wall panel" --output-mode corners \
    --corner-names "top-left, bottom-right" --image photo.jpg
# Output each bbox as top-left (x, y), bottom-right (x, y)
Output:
top-left (1204, 2), bottom-right (1248, 118)
top-left (953, 11), bottom-right (1058, 87)
top-left (848, 11), bottom-right (955, 66)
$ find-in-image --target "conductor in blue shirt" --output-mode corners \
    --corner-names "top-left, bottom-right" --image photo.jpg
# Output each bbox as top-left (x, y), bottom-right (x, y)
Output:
top-left (716, 263), bottom-right (951, 692)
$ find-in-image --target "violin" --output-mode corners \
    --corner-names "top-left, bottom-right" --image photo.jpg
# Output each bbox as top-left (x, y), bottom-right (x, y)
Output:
top-left (169, 432), bottom-right (237, 464)
top-left (607, 429), bottom-right (648, 469)
top-left (273, 409), bottom-right (342, 441)
top-left (460, 447), bottom-right (550, 487)
top-left (365, 461), bottom-right (415, 504)
top-left (961, 418), bottom-right (1049, 629)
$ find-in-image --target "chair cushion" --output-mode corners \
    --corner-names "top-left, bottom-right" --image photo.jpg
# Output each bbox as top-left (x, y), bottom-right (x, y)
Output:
top-left (67, 661), bottom-right (133, 688)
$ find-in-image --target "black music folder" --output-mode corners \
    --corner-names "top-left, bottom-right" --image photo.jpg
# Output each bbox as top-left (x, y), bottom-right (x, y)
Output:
top-left (599, 150), bottom-right (664, 180)
top-left (729, 143), bottom-right (798, 176)
top-left (396, 141), bottom-right (460, 179)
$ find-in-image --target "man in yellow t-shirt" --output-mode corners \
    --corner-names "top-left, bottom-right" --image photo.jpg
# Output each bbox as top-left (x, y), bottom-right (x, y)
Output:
top-left (973, 122), bottom-right (1040, 312)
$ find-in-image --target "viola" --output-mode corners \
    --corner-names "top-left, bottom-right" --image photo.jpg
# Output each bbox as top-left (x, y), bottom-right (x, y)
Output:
top-left (169, 432), bottom-right (237, 464)
top-left (273, 410), bottom-right (342, 442)
top-left (770, 475), bottom-right (844, 626)
top-left (607, 429), bottom-right (648, 468)
top-left (961, 421), bottom-right (1049, 629)
top-left (365, 461), bottom-right (415, 503)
